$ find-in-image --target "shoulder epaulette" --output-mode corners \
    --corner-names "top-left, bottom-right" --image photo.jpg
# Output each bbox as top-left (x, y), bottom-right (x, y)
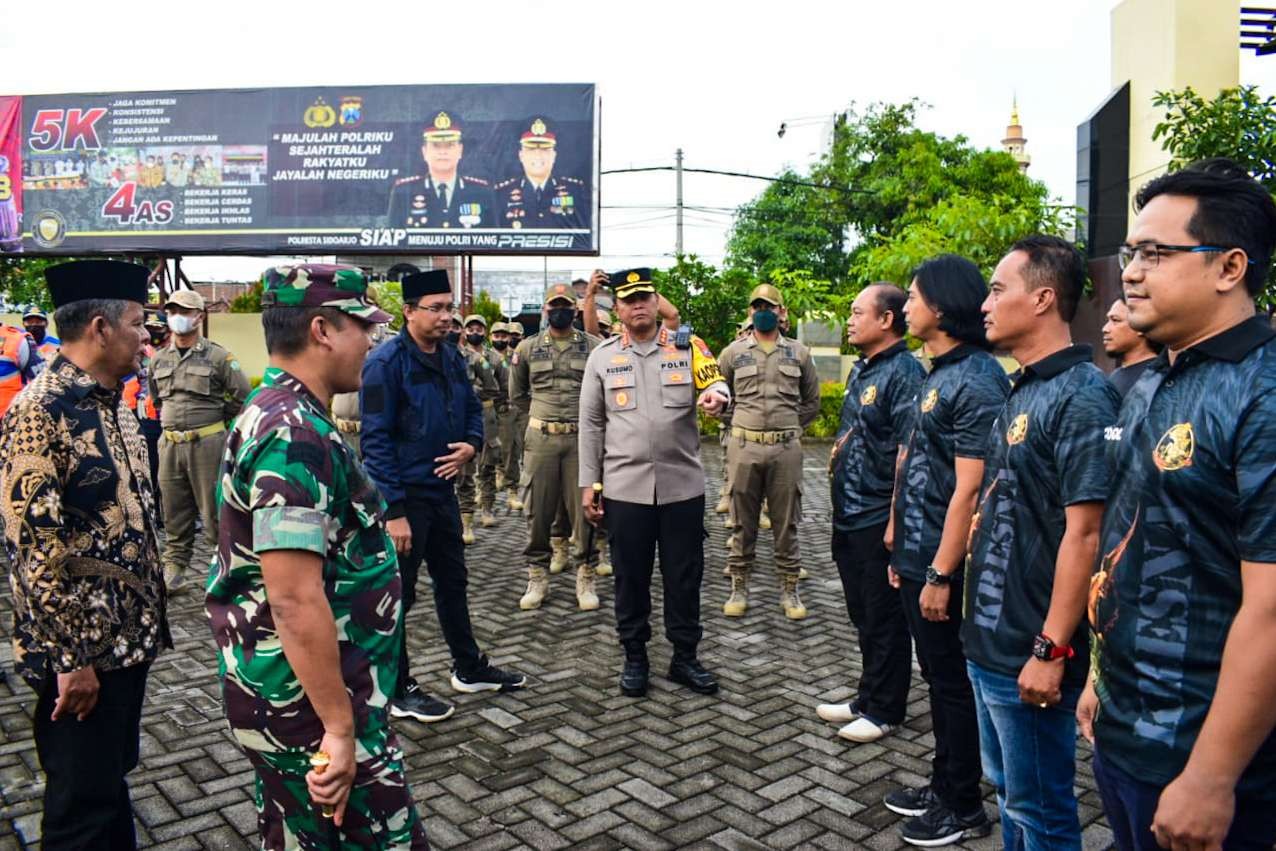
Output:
top-left (393, 174), bottom-right (423, 187)
top-left (494, 177), bottom-right (518, 191)
top-left (462, 175), bottom-right (490, 187)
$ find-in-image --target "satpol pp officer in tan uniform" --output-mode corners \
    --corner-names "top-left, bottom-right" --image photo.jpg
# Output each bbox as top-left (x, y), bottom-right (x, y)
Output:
top-left (509, 283), bottom-right (600, 611)
top-left (500, 322), bottom-right (527, 511)
top-left (149, 288), bottom-right (251, 593)
top-left (717, 284), bottom-right (820, 619)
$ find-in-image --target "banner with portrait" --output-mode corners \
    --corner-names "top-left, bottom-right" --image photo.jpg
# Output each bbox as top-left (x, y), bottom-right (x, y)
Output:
top-left (0, 83), bottom-right (598, 256)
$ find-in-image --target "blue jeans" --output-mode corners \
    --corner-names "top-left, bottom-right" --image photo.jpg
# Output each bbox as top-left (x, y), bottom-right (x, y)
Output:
top-left (967, 661), bottom-right (1082, 851)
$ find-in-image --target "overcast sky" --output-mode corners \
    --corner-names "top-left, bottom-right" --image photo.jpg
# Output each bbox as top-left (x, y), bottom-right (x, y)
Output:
top-left (3, 0), bottom-right (1272, 283)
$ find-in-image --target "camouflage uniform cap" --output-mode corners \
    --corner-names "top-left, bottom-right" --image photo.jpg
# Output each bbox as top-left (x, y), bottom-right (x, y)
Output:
top-left (463, 314), bottom-right (488, 329)
top-left (260, 263), bottom-right (391, 323)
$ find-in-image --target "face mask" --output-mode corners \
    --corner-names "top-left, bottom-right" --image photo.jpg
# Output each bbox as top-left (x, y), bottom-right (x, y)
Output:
top-left (447, 330), bottom-right (462, 345)
top-left (752, 308), bottom-right (778, 333)
top-left (167, 314), bottom-right (198, 335)
top-left (547, 307), bottom-right (575, 330)
top-left (598, 329), bottom-right (611, 339)
top-left (466, 333), bottom-right (485, 346)
top-left (149, 331), bottom-right (167, 346)
top-left (492, 340), bottom-right (508, 351)
top-left (24, 325), bottom-right (44, 344)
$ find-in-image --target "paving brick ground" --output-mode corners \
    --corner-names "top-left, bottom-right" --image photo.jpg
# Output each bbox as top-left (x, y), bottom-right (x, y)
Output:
top-left (0, 442), bottom-right (1115, 850)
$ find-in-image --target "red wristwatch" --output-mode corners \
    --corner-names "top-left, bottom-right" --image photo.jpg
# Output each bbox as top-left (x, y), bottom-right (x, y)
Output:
top-left (1032, 633), bottom-right (1075, 661)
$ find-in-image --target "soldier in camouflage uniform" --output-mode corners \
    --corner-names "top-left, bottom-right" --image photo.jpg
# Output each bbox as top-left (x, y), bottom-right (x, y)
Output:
top-left (207, 264), bottom-right (429, 850)
top-left (455, 315), bottom-right (500, 542)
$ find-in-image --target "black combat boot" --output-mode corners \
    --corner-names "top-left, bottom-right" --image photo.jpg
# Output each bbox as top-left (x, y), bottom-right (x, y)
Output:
top-left (619, 643), bottom-right (649, 697)
top-left (668, 652), bottom-right (719, 695)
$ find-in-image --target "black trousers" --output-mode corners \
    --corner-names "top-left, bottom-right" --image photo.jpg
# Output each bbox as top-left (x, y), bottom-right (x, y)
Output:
top-left (605, 495), bottom-right (705, 656)
top-left (34, 662), bottom-right (150, 850)
top-left (899, 576), bottom-right (983, 814)
top-left (397, 494), bottom-right (482, 696)
top-left (832, 523), bottom-right (912, 725)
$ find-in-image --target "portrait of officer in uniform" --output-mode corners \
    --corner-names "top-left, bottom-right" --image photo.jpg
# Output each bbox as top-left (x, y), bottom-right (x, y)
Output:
top-left (386, 111), bottom-right (495, 230)
top-left (494, 117), bottom-right (586, 230)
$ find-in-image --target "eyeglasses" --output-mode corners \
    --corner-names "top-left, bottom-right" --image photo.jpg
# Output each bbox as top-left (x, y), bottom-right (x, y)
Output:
top-left (411, 301), bottom-right (455, 314)
top-left (1117, 242), bottom-right (1252, 271)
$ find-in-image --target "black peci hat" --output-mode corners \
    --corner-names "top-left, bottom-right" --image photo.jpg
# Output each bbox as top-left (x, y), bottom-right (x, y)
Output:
top-left (45, 260), bottom-right (149, 308)
top-left (402, 269), bottom-right (451, 302)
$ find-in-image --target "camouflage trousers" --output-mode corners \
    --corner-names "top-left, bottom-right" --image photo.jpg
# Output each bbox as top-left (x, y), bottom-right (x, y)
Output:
top-left (457, 406), bottom-right (499, 513)
top-left (242, 732), bottom-right (429, 850)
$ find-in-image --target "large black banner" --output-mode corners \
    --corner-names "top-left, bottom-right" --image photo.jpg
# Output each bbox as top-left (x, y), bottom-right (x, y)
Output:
top-left (0, 83), bottom-right (598, 256)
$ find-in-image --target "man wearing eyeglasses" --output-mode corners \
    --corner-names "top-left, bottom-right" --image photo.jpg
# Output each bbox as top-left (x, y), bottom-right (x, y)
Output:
top-left (360, 270), bottom-right (526, 727)
top-left (1079, 158), bottom-right (1276, 851)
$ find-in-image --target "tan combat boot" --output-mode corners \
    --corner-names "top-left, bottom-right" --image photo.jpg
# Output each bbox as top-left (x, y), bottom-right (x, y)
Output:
top-left (478, 508), bottom-right (497, 528)
top-left (461, 513), bottom-right (476, 545)
top-left (549, 537), bottom-right (568, 574)
top-left (507, 486), bottom-right (524, 511)
top-left (595, 539), bottom-right (613, 577)
top-left (520, 566), bottom-right (549, 610)
top-left (759, 510), bottom-right (772, 531)
top-left (495, 470), bottom-right (507, 492)
top-left (723, 570), bottom-right (749, 617)
top-left (780, 574), bottom-right (808, 620)
top-left (576, 564), bottom-right (599, 611)
top-left (714, 491), bottom-right (730, 514)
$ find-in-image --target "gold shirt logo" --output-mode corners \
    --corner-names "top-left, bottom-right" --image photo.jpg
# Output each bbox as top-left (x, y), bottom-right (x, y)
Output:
top-left (1006, 413), bottom-right (1028, 445)
top-left (860, 385), bottom-right (877, 406)
top-left (1153, 423), bottom-right (1195, 472)
top-left (921, 388), bottom-right (938, 413)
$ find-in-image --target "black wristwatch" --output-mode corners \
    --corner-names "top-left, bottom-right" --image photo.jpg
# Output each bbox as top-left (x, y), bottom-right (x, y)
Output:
top-left (1032, 633), bottom-right (1075, 662)
top-left (924, 565), bottom-right (952, 586)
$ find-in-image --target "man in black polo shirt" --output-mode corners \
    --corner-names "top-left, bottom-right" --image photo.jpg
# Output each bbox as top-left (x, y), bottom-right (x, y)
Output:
top-left (1101, 297), bottom-right (1163, 399)
top-left (965, 236), bottom-right (1119, 850)
top-left (1078, 159), bottom-right (1276, 850)
top-left (884, 254), bottom-right (1008, 846)
top-left (819, 284), bottom-right (923, 744)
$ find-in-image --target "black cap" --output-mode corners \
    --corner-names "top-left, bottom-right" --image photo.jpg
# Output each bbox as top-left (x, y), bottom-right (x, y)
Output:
top-left (45, 260), bottom-right (149, 309)
top-left (610, 268), bottom-right (655, 299)
top-left (402, 269), bottom-right (451, 302)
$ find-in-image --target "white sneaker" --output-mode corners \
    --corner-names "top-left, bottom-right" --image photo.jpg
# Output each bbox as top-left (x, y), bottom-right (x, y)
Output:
top-left (816, 701), bottom-right (862, 724)
top-left (838, 716), bottom-right (894, 743)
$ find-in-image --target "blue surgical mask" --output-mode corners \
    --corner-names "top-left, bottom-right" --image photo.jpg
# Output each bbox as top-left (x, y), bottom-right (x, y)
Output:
top-left (752, 308), bottom-right (778, 333)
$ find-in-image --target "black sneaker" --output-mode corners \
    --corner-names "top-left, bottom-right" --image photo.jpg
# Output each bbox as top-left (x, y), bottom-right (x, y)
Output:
top-left (883, 785), bottom-right (940, 817)
top-left (389, 681), bottom-right (455, 723)
top-left (667, 658), bottom-right (719, 695)
top-left (620, 646), bottom-right (649, 697)
top-left (451, 656), bottom-right (527, 693)
top-left (900, 804), bottom-right (991, 847)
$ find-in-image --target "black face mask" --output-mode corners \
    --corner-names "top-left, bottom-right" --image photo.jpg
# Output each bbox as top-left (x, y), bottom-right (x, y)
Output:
top-left (447, 331), bottom-right (462, 345)
top-left (149, 332), bottom-right (167, 346)
top-left (492, 340), bottom-right (508, 351)
top-left (752, 308), bottom-right (779, 333)
top-left (466, 333), bottom-right (486, 346)
top-left (547, 307), bottom-right (575, 330)
top-left (24, 325), bottom-right (44, 344)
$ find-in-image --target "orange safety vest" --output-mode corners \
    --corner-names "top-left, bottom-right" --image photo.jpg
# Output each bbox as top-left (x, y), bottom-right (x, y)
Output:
top-left (35, 337), bottom-right (60, 363)
top-left (0, 325), bottom-right (29, 418)
top-left (124, 344), bottom-right (156, 416)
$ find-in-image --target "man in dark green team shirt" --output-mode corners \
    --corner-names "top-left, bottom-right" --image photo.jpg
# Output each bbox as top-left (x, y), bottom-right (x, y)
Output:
top-left (1079, 159), bottom-right (1276, 851)
top-left (965, 236), bottom-right (1118, 851)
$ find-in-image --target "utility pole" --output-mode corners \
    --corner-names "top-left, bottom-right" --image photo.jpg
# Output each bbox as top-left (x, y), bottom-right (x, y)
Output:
top-left (675, 148), bottom-right (684, 258)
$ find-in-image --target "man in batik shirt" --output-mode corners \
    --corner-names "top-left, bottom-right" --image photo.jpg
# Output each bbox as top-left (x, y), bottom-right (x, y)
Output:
top-left (206, 264), bottom-right (429, 849)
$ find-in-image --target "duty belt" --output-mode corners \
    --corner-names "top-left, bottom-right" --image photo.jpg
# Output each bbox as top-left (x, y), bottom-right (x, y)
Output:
top-left (163, 421), bottom-right (226, 444)
top-left (481, 400), bottom-right (495, 410)
top-left (335, 418), bottom-right (361, 435)
top-left (528, 417), bottom-right (579, 435)
top-left (731, 425), bottom-right (798, 445)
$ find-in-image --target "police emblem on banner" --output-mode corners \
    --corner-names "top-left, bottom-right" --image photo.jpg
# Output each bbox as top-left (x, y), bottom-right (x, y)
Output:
top-left (339, 96), bottom-right (363, 126)
top-left (1006, 413), bottom-right (1028, 445)
top-left (860, 385), bottom-right (877, 406)
top-left (921, 388), bottom-right (939, 413)
top-left (32, 210), bottom-right (66, 248)
top-left (304, 97), bottom-right (337, 128)
top-left (1153, 422), bottom-right (1194, 471)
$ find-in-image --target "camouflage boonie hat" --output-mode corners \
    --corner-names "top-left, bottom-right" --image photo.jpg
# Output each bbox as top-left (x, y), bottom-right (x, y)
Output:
top-left (260, 263), bottom-right (391, 323)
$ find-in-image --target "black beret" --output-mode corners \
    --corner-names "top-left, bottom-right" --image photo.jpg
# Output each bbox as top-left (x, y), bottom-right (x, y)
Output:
top-left (45, 260), bottom-right (150, 308)
top-left (402, 269), bottom-right (451, 301)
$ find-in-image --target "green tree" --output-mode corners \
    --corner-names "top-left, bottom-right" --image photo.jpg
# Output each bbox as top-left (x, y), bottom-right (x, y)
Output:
top-left (654, 256), bottom-right (755, 355)
top-left (0, 257), bottom-right (57, 311)
top-left (470, 289), bottom-right (504, 332)
top-left (1153, 85), bottom-right (1276, 302)
top-left (229, 281), bottom-right (262, 313)
top-left (726, 99), bottom-right (1071, 297)
top-left (369, 280), bottom-right (404, 332)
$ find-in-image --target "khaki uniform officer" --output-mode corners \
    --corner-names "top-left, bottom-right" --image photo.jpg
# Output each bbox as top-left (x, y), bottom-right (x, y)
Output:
top-left (501, 322), bottom-right (527, 510)
top-left (718, 284), bottom-right (820, 619)
top-left (149, 288), bottom-right (251, 593)
top-left (509, 284), bottom-right (600, 611)
top-left (455, 316), bottom-right (500, 543)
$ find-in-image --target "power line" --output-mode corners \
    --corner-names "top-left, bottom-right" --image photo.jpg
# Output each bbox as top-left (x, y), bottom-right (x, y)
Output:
top-left (601, 165), bottom-right (871, 195)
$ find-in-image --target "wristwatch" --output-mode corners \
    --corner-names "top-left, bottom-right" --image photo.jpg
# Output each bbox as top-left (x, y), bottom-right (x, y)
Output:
top-left (1032, 633), bottom-right (1076, 662)
top-left (924, 565), bottom-right (951, 586)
